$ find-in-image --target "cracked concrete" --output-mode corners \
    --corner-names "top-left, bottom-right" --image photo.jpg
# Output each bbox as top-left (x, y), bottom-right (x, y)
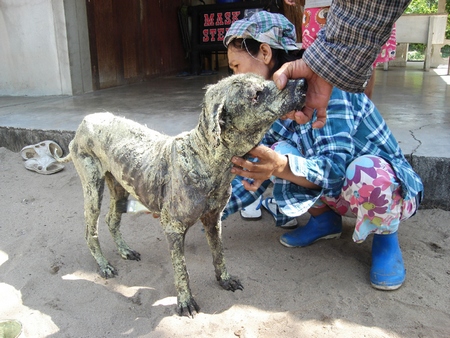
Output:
top-left (0, 63), bottom-right (449, 210)
top-left (408, 129), bottom-right (422, 155)
top-left (373, 65), bottom-right (450, 210)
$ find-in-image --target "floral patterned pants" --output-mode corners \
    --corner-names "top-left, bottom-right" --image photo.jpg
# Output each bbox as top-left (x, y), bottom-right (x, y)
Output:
top-left (314, 155), bottom-right (417, 242)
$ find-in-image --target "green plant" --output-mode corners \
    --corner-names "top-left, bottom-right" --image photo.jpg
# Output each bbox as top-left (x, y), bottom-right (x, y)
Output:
top-left (409, 43), bottom-right (426, 54)
top-left (405, 0), bottom-right (438, 14)
top-left (441, 44), bottom-right (450, 57)
top-left (405, 0), bottom-right (449, 39)
top-left (446, 0), bottom-right (450, 39)
top-left (408, 50), bottom-right (426, 60)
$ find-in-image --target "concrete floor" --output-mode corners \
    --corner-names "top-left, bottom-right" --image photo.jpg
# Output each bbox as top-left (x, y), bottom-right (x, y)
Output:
top-left (0, 62), bottom-right (449, 209)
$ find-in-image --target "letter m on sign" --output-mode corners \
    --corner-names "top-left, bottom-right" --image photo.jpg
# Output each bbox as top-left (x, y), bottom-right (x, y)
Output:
top-left (204, 13), bottom-right (214, 27)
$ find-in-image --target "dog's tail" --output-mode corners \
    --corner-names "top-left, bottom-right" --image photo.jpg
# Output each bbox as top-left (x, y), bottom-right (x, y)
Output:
top-left (53, 141), bottom-right (73, 163)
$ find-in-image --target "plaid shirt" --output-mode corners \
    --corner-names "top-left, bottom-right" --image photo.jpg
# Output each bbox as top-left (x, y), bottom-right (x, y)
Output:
top-left (223, 88), bottom-right (424, 225)
top-left (304, 0), bottom-right (411, 92)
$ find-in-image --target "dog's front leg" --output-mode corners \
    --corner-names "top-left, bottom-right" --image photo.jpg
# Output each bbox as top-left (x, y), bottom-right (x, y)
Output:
top-left (163, 222), bottom-right (200, 317)
top-left (201, 211), bottom-right (243, 292)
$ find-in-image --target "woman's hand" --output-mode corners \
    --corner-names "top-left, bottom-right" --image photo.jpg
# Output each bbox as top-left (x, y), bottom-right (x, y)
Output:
top-left (231, 145), bottom-right (321, 191)
top-left (230, 145), bottom-right (287, 191)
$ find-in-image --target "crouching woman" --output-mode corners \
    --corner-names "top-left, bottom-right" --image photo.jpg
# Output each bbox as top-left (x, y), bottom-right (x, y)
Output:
top-left (221, 11), bottom-right (424, 290)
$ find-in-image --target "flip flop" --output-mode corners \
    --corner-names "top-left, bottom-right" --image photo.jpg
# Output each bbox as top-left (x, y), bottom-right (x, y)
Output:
top-left (21, 140), bottom-right (64, 175)
top-left (20, 140), bottom-right (63, 160)
top-left (0, 319), bottom-right (22, 338)
top-left (23, 156), bottom-right (64, 175)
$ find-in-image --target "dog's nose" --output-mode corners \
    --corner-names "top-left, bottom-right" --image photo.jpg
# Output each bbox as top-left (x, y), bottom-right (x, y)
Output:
top-left (295, 78), bottom-right (307, 98)
top-left (285, 78), bottom-right (307, 93)
top-left (285, 78), bottom-right (307, 97)
top-left (295, 78), bottom-right (307, 92)
top-left (291, 78), bottom-right (307, 110)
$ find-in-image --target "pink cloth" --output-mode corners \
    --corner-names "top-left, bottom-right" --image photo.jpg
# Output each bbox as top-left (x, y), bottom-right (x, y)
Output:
top-left (302, 6), bottom-right (396, 67)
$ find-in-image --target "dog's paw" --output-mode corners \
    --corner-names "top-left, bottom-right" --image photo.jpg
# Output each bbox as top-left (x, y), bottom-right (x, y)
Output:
top-left (119, 248), bottom-right (141, 261)
top-left (218, 276), bottom-right (244, 292)
top-left (98, 263), bottom-right (118, 279)
top-left (177, 298), bottom-right (200, 318)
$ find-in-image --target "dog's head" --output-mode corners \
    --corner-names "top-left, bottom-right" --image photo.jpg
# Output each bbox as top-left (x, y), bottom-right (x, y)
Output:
top-left (199, 73), bottom-right (307, 155)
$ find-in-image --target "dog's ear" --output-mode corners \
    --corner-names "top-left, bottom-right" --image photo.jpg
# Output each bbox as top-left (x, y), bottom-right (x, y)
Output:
top-left (200, 93), bottom-right (226, 147)
top-left (210, 100), bottom-right (226, 147)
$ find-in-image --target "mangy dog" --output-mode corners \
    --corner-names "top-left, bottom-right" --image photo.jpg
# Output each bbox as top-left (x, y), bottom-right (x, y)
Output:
top-left (57, 73), bottom-right (306, 317)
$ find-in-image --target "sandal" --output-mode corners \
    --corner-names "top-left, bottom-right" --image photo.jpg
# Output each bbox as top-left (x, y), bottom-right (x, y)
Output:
top-left (23, 156), bottom-right (65, 175)
top-left (21, 141), bottom-right (64, 175)
top-left (20, 140), bottom-right (63, 160)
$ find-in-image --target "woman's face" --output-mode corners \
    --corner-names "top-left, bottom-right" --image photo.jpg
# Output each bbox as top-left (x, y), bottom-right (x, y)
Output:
top-left (227, 44), bottom-right (273, 80)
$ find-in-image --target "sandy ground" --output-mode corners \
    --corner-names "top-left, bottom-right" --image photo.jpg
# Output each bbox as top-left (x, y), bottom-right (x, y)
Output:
top-left (0, 146), bottom-right (449, 338)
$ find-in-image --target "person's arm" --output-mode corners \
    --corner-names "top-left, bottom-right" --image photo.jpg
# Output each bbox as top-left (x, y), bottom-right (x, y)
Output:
top-left (230, 145), bottom-right (320, 192)
top-left (274, 0), bottom-right (410, 127)
top-left (304, 0), bottom-right (410, 93)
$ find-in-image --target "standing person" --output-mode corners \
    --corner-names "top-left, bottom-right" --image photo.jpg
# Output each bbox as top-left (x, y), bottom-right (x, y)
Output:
top-left (287, 0), bottom-right (397, 99)
top-left (221, 11), bottom-right (423, 290)
top-left (275, 0), bottom-right (410, 127)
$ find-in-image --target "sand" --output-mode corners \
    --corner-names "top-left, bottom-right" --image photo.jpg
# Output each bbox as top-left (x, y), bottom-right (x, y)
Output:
top-left (0, 147), bottom-right (449, 337)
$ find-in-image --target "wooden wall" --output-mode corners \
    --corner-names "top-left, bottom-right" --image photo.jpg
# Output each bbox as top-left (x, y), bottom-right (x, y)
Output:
top-left (86, 0), bottom-right (188, 90)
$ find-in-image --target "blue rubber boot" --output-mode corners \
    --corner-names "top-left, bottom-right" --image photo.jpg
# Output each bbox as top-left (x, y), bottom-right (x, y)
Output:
top-left (370, 232), bottom-right (406, 290)
top-left (279, 210), bottom-right (342, 247)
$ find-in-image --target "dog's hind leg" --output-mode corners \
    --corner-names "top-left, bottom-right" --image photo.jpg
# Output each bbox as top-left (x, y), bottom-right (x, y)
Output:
top-left (76, 158), bottom-right (117, 278)
top-left (105, 172), bottom-right (141, 261)
top-left (201, 210), bottom-right (243, 292)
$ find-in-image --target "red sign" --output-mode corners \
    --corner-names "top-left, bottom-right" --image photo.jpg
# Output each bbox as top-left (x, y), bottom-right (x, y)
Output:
top-left (201, 11), bottom-right (242, 43)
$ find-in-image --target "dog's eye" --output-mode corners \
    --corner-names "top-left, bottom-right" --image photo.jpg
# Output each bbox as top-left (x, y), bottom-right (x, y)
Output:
top-left (252, 91), bottom-right (262, 104)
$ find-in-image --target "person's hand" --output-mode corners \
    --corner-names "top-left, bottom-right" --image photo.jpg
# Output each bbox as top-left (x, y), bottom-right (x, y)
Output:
top-left (230, 145), bottom-right (287, 191)
top-left (273, 58), bottom-right (332, 129)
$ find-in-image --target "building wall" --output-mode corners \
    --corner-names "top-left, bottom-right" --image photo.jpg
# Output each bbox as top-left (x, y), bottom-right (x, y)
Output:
top-left (0, 0), bottom-right (192, 95)
top-left (63, 0), bottom-right (93, 95)
top-left (0, 0), bottom-right (72, 96)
